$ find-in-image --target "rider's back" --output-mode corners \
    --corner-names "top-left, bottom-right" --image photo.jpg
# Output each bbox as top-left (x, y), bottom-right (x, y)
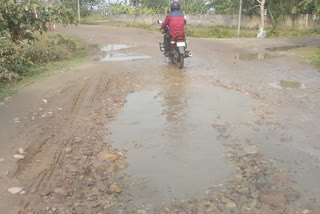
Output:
top-left (167, 10), bottom-right (185, 35)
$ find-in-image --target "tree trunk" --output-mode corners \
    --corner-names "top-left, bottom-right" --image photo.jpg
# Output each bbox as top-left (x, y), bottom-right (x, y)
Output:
top-left (259, 0), bottom-right (266, 30)
top-left (261, 0), bottom-right (265, 29)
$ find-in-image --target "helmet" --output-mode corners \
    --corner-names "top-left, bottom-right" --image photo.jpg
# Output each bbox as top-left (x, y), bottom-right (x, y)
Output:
top-left (171, 1), bottom-right (180, 12)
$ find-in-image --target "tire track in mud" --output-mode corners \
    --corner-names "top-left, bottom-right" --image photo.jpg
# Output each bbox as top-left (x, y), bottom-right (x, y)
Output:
top-left (15, 81), bottom-right (89, 178)
top-left (70, 82), bottom-right (89, 119)
top-left (14, 71), bottom-right (144, 213)
top-left (14, 81), bottom-right (92, 211)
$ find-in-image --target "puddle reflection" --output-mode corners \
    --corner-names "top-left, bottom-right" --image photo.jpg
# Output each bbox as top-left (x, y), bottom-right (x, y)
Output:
top-left (107, 68), bottom-right (258, 206)
top-left (236, 53), bottom-right (277, 61)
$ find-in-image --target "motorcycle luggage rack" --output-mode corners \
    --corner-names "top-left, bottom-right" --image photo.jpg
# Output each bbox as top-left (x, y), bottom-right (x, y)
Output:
top-left (159, 42), bottom-right (165, 52)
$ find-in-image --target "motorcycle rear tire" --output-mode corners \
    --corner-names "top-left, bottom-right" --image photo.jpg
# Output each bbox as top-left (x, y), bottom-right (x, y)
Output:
top-left (178, 55), bottom-right (184, 69)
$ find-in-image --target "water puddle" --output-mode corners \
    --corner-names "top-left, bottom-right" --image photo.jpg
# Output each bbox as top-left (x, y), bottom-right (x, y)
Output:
top-left (281, 81), bottom-right (302, 88)
top-left (236, 53), bottom-right (277, 61)
top-left (102, 52), bottom-right (151, 62)
top-left (101, 44), bottom-right (131, 52)
top-left (107, 77), bottom-right (258, 206)
top-left (91, 44), bottom-right (151, 62)
top-left (266, 46), bottom-right (303, 52)
top-left (270, 81), bottom-right (304, 89)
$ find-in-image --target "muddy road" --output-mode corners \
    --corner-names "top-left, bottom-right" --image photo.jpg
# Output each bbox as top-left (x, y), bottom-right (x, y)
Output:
top-left (0, 25), bottom-right (320, 214)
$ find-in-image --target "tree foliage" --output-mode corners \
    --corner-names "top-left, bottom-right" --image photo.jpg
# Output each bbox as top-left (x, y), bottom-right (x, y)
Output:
top-left (210, 0), bottom-right (320, 15)
top-left (112, 0), bottom-right (209, 14)
top-left (53, 0), bottom-right (100, 17)
top-left (0, 0), bottom-right (77, 42)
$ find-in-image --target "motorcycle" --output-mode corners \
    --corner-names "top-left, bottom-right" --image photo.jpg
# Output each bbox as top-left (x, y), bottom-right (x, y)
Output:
top-left (157, 20), bottom-right (192, 69)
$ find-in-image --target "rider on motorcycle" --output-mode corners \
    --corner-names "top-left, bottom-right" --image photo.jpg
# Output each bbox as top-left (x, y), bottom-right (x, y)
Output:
top-left (161, 1), bottom-right (186, 56)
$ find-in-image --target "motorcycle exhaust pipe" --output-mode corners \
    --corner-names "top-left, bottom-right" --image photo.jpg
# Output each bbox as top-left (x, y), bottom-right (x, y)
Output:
top-left (185, 52), bottom-right (192, 58)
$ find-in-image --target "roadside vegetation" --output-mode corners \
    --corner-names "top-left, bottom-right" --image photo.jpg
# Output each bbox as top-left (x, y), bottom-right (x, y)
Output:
top-left (80, 15), bottom-right (108, 24)
top-left (104, 0), bottom-right (320, 38)
top-left (107, 22), bottom-right (256, 38)
top-left (0, 33), bottom-right (88, 100)
top-left (104, 22), bottom-right (320, 39)
top-left (109, 0), bottom-right (320, 18)
top-left (0, 0), bottom-right (90, 100)
top-left (295, 46), bottom-right (320, 69)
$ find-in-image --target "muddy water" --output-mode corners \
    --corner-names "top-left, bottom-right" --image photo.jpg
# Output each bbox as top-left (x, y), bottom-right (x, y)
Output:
top-left (236, 53), bottom-right (277, 61)
top-left (270, 81), bottom-right (304, 89)
top-left (101, 44), bottom-right (131, 51)
top-left (96, 44), bottom-right (151, 62)
top-left (102, 52), bottom-right (151, 62)
top-left (266, 46), bottom-right (303, 52)
top-left (107, 69), bottom-right (258, 206)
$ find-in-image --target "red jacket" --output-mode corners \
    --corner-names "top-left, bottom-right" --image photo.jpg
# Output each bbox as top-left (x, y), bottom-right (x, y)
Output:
top-left (161, 10), bottom-right (186, 36)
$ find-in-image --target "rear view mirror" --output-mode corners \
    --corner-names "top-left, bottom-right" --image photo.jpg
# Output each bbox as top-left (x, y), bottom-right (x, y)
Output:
top-left (157, 20), bottom-right (163, 25)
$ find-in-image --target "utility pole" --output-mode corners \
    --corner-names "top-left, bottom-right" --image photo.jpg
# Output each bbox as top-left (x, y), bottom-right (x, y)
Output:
top-left (77, 0), bottom-right (80, 23)
top-left (237, 0), bottom-right (243, 38)
top-left (108, 0), bottom-right (111, 15)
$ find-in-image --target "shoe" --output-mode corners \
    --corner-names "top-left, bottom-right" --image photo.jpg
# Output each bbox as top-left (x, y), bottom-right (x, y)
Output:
top-left (164, 52), bottom-right (170, 57)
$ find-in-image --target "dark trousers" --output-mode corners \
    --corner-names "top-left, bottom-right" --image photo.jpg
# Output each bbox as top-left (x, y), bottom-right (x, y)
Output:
top-left (164, 33), bottom-right (172, 52)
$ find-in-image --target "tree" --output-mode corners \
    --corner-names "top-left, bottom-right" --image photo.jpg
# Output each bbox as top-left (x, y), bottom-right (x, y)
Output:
top-left (0, 0), bottom-right (77, 42)
top-left (210, 0), bottom-right (238, 14)
top-left (299, 0), bottom-right (320, 14)
top-left (130, 0), bottom-right (140, 7)
top-left (257, 0), bottom-right (266, 30)
top-left (141, 0), bottom-right (167, 8)
top-left (51, 0), bottom-right (100, 17)
top-left (181, 0), bottom-right (210, 14)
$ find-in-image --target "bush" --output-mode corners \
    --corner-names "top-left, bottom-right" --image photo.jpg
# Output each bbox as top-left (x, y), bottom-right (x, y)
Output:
top-left (0, 37), bottom-right (29, 75)
top-left (24, 34), bottom-right (86, 64)
top-left (0, 33), bottom-right (87, 84)
top-left (0, 66), bottom-right (19, 84)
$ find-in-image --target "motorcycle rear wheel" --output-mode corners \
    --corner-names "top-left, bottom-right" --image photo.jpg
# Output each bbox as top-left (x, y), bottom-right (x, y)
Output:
top-left (178, 55), bottom-right (184, 69)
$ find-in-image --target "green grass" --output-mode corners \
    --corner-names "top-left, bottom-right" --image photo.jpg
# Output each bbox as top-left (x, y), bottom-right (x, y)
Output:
top-left (104, 22), bottom-right (320, 38)
top-left (0, 34), bottom-right (91, 101)
top-left (0, 52), bottom-right (89, 101)
top-left (80, 15), bottom-right (108, 24)
top-left (106, 22), bottom-right (256, 38)
top-left (295, 46), bottom-right (320, 69)
top-left (268, 28), bottom-right (320, 38)
top-left (186, 25), bottom-right (256, 38)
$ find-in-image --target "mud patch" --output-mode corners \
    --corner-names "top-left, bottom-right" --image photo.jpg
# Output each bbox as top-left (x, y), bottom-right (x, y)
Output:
top-left (270, 81), bottom-right (304, 89)
top-left (102, 52), bottom-right (151, 62)
top-left (266, 46), bottom-right (303, 52)
top-left (101, 44), bottom-right (131, 52)
top-left (107, 81), bottom-right (258, 206)
top-left (236, 53), bottom-right (277, 61)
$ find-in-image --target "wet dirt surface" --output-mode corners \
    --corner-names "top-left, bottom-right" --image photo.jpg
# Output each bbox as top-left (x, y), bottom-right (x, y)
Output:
top-left (108, 81), bottom-right (257, 206)
top-left (266, 46), bottom-right (304, 52)
top-left (270, 81), bottom-right (305, 89)
top-left (0, 25), bottom-right (320, 213)
top-left (236, 53), bottom-right (277, 61)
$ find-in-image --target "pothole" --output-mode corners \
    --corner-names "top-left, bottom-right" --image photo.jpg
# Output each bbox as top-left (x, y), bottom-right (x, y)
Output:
top-left (101, 44), bottom-right (131, 52)
top-left (107, 80), bottom-right (258, 206)
top-left (266, 46), bottom-right (304, 52)
top-left (91, 44), bottom-right (151, 62)
top-left (102, 52), bottom-right (151, 62)
top-left (236, 53), bottom-right (278, 61)
top-left (270, 81), bottom-right (304, 89)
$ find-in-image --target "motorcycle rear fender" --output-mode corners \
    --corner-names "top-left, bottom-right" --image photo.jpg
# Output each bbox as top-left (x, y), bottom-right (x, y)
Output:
top-left (178, 46), bottom-right (185, 54)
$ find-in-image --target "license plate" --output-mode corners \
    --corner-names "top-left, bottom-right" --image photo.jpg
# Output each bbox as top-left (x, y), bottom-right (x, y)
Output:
top-left (177, 42), bottom-right (186, 47)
